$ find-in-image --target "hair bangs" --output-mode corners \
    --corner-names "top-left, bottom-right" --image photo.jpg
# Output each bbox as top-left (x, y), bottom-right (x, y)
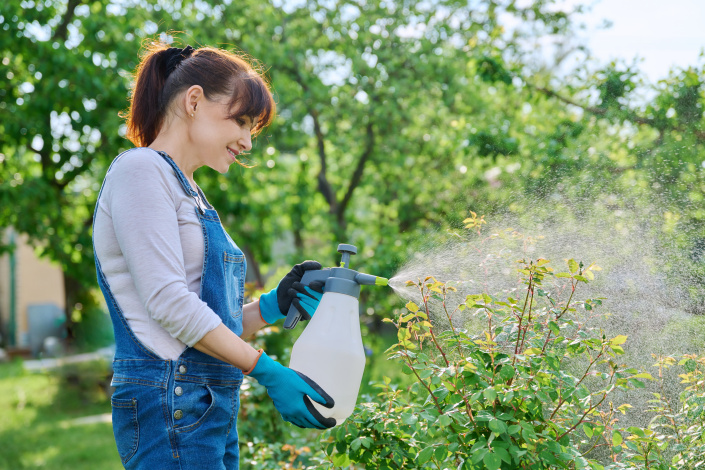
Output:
top-left (227, 72), bottom-right (275, 135)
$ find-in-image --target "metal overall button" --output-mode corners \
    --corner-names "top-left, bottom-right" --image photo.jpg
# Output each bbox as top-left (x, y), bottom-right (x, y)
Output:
top-left (174, 386), bottom-right (183, 396)
top-left (174, 410), bottom-right (183, 420)
top-left (179, 365), bottom-right (187, 374)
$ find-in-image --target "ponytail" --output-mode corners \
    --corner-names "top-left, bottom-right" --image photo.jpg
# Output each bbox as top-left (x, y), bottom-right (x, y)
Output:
top-left (123, 41), bottom-right (275, 148)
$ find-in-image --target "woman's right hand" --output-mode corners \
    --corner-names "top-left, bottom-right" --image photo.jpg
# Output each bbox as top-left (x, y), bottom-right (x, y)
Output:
top-left (246, 350), bottom-right (336, 429)
top-left (258, 261), bottom-right (322, 324)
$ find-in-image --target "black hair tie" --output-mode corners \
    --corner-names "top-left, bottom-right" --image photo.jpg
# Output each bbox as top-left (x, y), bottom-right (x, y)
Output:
top-left (165, 45), bottom-right (195, 77)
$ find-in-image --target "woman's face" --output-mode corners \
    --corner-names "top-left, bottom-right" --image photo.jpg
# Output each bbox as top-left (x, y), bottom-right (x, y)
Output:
top-left (188, 94), bottom-right (255, 173)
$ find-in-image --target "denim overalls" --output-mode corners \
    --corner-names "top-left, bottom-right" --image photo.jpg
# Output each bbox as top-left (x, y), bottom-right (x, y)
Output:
top-left (93, 149), bottom-right (246, 469)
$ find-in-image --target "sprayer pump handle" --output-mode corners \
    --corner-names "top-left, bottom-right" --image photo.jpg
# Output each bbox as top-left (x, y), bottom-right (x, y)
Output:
top-left (337, 244), bottom-right (357, 255)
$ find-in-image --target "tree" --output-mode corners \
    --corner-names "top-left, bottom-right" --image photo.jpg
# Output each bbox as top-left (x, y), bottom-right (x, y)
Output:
top-left (6, 0), bottom-right (702, 340)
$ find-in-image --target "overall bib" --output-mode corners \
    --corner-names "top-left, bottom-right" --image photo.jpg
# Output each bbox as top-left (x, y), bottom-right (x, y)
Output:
top-left (93, 149), bottom-right (246, 469)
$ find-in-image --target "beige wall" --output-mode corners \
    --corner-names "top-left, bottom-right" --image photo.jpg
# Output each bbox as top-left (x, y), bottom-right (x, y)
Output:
top-left (0, 230), bottom-right (64, 347)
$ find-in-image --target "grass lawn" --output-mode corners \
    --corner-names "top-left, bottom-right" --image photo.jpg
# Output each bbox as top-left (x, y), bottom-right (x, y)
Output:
top-left (0, 359), bottom-right (121, 470)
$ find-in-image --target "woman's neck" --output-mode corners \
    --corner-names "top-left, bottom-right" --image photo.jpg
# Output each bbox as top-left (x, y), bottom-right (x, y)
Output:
top-left (149, 124), bottom-right (200, 189)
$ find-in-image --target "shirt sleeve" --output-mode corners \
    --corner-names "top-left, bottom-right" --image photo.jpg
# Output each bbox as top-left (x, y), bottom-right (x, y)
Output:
top-left (104, 150), bottom-right (222, 347)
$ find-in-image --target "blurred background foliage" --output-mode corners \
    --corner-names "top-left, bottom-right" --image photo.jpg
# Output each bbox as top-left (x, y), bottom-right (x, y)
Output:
top-left (1, 0), bottom-right (703, 333)
top-left (0, 0), bottom-right (704, 466)
top-left (2, 0), bottom-right (703, 336)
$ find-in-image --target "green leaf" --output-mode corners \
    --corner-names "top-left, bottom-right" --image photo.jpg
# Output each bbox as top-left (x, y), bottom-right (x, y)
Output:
top-left (612, 430), bottom-right (623, 446)
top-left (494, 447), bottom-right (512, 464)
top-left (434, 446), bottom-right (449, 461)
top-left (406, 301), bottom-right (419, 313)
top-left (583, 423), bottom-right (594, 438)
top-left (402, 413), bottom-right (419, 425)
top-left (548, 321), bottom-right (560, 336)
top-left (483, 452), bottom-right (502, 470)
top-left (611, 335), bottom-right (628, 346)
top-left (630, 372), bottom-right (654, 380)
top-left (418, 446), bottom-right (434, 464)
top-left (568, 259), bottom-right (579, 273)
top-left (628, 378), bottom-right (646, 389)
top-left (471, 447), bottom-right (488, 464)
top-left (488, 419), bottom-right (507, 434)
top-left (332, 452), bottom-right (351, 466)
top-left (483, 388), bottom-right (497, 403)
top-left (400, 313), bottom-right (416, 323)
top-left (499, 365), bottom-right (515, 381)
top-left (438, 414), bottom-right (452, 427)
top-left (351, 438), bottom-right (363, 451)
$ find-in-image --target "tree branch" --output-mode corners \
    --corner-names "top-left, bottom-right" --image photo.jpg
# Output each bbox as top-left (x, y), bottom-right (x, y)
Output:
top-left (527, 82), bottom-right (705, 142)
top-left (282, 51), bottom-right (338, 214)
top-left (338, 120), bottom-right (375, 221)
top-left (53, 0), bottom-right (83, 42)
top-left (310, 108), bottom-right (337, 213)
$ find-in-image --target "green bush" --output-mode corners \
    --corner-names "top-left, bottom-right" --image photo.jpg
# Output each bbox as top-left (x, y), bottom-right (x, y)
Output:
top-left (318, 219), bottom-right (650, 469)
top-left (53, 359), bottom-right (113, 405)
top-left (243, 215), bottom-right (705, 470)
top-left (611, 354), bottom-right (705, 469)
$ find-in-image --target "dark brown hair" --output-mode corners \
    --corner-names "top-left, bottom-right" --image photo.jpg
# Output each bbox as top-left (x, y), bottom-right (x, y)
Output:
top-left (123, 41), bottom-right (276, 149)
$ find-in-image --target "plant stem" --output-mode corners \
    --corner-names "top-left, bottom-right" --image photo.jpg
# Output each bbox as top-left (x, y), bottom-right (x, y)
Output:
top-left (439, 290), bottom-right (477, 425)
top-left (556, 389), bottom-right (609, 442)
top-left (513, 273), bottom-right (534, 364)
top-left (402, 351), bottom-right (443, 415)
top-left (421, 290), bottom-right (449, 367)
top-left (556, 280), bottom-right (577, 320)
top-left (550, 348), bottom-right (604, 420)
top-left (518, 284), bottom-right (535, 354)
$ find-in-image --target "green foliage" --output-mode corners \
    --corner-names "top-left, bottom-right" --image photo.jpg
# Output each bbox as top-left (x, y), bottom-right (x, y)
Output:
top-left (2, 2), bottom-right (705, 463)
top-left (608, 354), bottom-right (705, 470)
top-left (52, 358), bottom-right (113, 405)
top-left (3, 0), bottom-right (705, 343)
top-left (320, 224), bottom-right (646, 469)
top-left (0, 0), bottom-right (598, 335)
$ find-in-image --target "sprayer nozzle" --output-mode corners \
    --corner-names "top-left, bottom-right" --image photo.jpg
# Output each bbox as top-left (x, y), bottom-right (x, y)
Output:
top-left (354, 273), bottom-right (388, 287)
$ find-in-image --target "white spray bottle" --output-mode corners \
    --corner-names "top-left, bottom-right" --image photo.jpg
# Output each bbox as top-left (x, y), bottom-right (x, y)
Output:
top-left (285, 244), bottom-right (388, 426)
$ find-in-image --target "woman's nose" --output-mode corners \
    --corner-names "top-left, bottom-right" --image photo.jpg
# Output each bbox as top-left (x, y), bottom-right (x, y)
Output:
top-left (240, 133), bottom-right (252, 152)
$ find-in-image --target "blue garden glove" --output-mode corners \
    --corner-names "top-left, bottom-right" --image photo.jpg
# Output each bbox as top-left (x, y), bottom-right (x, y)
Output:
top-left (290, 280), bottom-right (325, 321)
top-left (259, 261), bottom-right (322, 324)
top-left (245, 351), bottom-right (336, 429)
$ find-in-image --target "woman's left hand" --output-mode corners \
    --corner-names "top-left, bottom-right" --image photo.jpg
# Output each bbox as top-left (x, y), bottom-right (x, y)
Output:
top-left (258, 261), bottom-right (322, 324)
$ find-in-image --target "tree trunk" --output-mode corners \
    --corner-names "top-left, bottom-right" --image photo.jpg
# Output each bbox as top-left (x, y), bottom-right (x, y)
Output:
top-left (62, 271), bottom-right (83, 343)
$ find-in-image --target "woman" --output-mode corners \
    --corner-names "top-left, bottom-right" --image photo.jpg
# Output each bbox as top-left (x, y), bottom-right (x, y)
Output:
top-left (92, 42), bottom-right (334, 469)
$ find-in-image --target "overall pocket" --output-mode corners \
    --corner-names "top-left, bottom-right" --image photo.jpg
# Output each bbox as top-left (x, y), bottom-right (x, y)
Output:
top-left (173, 382), bottom-right (216, 433)
top-left (223, 252), bottom-right (245, 322)
top-left (111, 396), bottom-right (139, 464)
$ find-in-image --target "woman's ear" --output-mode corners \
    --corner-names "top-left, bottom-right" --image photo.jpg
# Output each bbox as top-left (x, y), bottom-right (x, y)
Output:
top-left (183, 85), bottom-right (204, 117)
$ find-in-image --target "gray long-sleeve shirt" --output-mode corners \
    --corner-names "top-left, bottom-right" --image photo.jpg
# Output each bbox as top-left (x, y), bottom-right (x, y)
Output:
top-left (93, 148), bottom-right (222, 360)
